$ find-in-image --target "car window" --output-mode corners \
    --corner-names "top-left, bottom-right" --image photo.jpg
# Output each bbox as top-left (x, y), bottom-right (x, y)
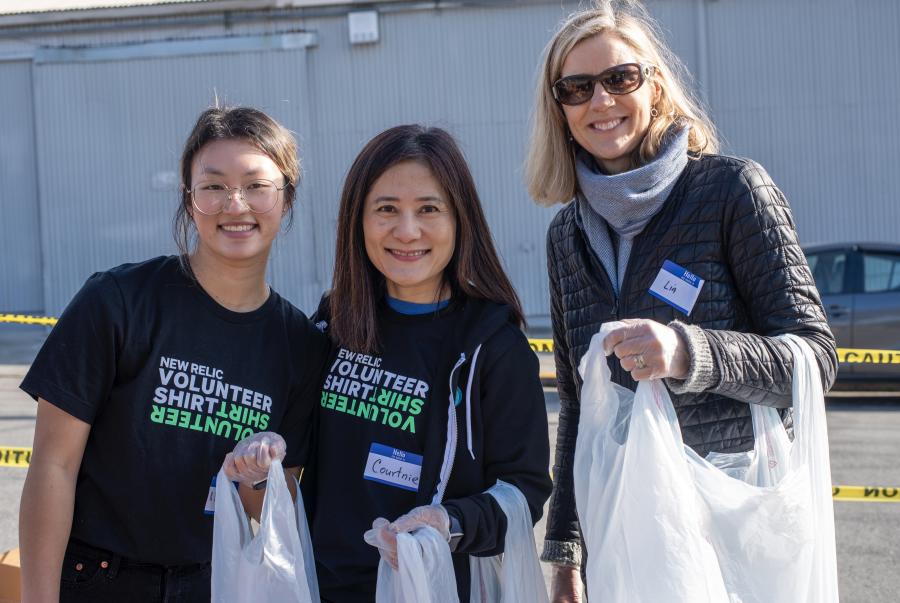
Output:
top-left (807, 251), bottom-right (847, 295)
top-left (862, 253), bottom-right (900, 293)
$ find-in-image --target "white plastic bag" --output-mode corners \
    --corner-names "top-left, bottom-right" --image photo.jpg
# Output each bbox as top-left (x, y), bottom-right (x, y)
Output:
top-left (375, 480), bottom-right (549, 603)
top-left (211, 458), bottom-right (319, 603)
top-left (375, 525), bottom-right (460, 603)
top-left (574, 326), bottom-right (838, 603)
top-left (705, 399), bottom-right (791, 486)
top-left (293, 472), bottom-right (321, 603)
top-left (469, 481), bottom-right (550, 603)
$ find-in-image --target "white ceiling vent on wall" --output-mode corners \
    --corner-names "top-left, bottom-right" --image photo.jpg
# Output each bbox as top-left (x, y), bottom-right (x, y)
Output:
top-left (348, 10), bottom-right (379, 45)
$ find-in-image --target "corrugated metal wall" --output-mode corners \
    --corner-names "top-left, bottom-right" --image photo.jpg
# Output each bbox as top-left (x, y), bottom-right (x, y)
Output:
top-left (0, 60), bottom-right (42, 313)
top-left (31, 35), bottom-right (320, 313)
top-left (706, 0), bottom-right (900, 246)
top-left (1, 0), bottom-right (898, 319)
top-left (298, 4), bottom-right (566, 317)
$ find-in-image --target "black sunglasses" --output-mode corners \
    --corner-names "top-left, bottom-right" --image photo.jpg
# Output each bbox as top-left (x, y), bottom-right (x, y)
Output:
top-left (552, 63), bottom-right (656, 106)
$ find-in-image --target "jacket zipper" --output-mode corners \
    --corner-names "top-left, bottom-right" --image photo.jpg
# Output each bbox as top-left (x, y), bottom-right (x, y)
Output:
top-left (432, 353), bottom-right (466, 504)
top-left (573, 207), bottom-right (620, 321)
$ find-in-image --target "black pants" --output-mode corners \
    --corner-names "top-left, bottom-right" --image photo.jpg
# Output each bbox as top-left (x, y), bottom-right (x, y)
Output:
top-left (60, 539), bottom-right (211, 603)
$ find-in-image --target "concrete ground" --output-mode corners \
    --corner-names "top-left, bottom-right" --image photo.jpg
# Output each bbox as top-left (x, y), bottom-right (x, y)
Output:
top-left (1, 326), bottom-right (898, 600)
top-left (0, 325), bottom-right (48, 365)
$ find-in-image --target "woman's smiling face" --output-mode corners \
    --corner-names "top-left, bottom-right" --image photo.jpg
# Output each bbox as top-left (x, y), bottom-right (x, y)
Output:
top-left (560, 32), bottom-right (659, 174)
top-left (189, 138), bottom-right (286, 266)
top-left (362, 161), bottom-right (457, 303)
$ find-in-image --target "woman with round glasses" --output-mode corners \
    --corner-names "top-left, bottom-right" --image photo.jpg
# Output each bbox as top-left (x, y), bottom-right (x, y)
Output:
top-left (19, 106), bottom-right (328, 602)
top-left (525, 1), bottom-right (836, 600)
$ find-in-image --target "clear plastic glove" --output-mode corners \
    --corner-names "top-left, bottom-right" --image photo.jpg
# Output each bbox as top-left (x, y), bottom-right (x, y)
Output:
top-left (222, 431), bottom-right (286, 487)
top-left (363, 517), bottom-right (399, 569)
top-left (363, 505), bottom-right (451, 570)
top-left (390, 504), bottom-right (450, 541)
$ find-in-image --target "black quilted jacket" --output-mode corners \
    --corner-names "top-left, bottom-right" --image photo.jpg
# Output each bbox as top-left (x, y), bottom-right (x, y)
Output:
top-left (542, 154), bottom-right (837, 565)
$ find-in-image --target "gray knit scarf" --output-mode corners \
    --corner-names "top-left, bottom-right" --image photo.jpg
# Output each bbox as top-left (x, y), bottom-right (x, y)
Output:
top-left (576, 127), bottom-right (689, 295)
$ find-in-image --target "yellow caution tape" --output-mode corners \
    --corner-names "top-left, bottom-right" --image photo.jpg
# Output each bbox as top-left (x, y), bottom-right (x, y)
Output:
top-left (529, 338), bottom-right (554, 354)
top-left (0, 447), bottom-right (32, 467)
top-left (530, 338), bottom-right (900, 365)
top-left (832, 485), bottom-right (900, 502)
top-left (838, 348), bottom-right (900, 365)
top-left (0, 313), bottom-right (57, 326)
top-left (0, 444), bottom-right (895, 502)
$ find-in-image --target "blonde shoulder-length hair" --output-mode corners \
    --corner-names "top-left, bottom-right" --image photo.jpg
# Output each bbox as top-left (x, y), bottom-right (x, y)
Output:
top-left (526, 0), bottom-right (719, 206)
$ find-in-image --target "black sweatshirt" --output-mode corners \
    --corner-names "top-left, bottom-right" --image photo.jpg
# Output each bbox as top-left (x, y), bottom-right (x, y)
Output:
top-left (304, 296), bottom-right (552, 602)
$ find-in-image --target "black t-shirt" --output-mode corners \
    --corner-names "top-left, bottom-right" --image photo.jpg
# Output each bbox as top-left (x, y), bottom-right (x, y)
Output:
top-left (21, 256), bottom-right (329, 565)
top-left (309, 302), bottom-right (459, 602)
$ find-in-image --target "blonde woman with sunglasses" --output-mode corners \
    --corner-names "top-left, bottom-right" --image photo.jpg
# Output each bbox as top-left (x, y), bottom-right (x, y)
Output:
top-left (526, 1), bottom-right (836, 600)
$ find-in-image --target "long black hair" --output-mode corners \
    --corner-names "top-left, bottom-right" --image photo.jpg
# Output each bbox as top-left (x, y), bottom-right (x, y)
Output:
top-left (329, 125), bottom-right (525, 353)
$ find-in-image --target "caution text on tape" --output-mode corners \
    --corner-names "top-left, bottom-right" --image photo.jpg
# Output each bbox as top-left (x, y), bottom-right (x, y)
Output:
top-left (838, 348), bottom-right (900, 365)
top-left (832, 485), bottom-right (900, 502)
top-left (528, 338), bottom-right (554, 354)
top-left (0, 447), bottom-right (32, 467)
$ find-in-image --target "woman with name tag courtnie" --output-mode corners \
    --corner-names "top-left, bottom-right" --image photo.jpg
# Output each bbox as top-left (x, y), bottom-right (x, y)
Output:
top-left (525, 1), bottom-right (837, 600)
top-left (18, 106), bottom-right (329, 602)
top-left (301, 124), bottom-right (552, 602)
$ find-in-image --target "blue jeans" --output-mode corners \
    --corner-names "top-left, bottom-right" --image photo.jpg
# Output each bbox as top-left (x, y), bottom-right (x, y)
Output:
top-left (60, 539), bottom-right (211, 603)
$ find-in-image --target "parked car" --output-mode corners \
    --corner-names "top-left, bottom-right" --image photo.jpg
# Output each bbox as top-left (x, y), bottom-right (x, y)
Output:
top-left (804, 243), bottom-right (900, 388)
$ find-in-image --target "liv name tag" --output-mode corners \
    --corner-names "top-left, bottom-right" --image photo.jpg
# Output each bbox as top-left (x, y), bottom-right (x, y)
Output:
top-left (648, 260), bottom-right (704, 316)
top-left (363, 443), bottom-right (423, 492)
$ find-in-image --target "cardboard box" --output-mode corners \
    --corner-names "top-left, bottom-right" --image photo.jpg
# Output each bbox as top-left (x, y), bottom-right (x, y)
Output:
top-left (0, 548), bottom-right (20, 603)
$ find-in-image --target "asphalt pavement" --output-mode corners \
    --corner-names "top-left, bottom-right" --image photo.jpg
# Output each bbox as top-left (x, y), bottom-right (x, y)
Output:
top-left (1, 346), bottom-right (898, 600)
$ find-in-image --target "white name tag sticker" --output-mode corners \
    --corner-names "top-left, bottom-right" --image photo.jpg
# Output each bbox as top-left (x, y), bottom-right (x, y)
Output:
top-left (648, 260), bottom-right (704, 316)
top-left (363, 443), bottom-right (423, 492)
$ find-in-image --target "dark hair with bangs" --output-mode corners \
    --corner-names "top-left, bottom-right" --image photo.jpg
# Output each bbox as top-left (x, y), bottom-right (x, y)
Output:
top-left (174, 106), bottom-right (300, 262)
top-left (329, 124), bottom-right (525, 353)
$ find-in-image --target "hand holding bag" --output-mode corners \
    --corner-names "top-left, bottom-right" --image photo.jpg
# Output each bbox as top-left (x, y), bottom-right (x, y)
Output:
top-left (375, 480), bottom-right (550, 603)
top-left (211, 458), bottom-right (319, 603)
top-left (374, 526), bottom-right (460, 603)
top-left (574, 326), bottom-right (838, 603)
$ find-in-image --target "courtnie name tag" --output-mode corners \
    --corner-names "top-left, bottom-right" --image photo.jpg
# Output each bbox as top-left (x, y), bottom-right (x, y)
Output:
top-left (363, 443), bottom-right (422, 492)
top-left (648, 260), bottom-right (704, 316)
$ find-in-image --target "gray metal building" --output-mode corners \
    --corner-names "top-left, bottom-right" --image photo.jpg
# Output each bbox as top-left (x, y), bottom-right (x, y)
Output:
top-left (1, 0), bottom-right (897, 321)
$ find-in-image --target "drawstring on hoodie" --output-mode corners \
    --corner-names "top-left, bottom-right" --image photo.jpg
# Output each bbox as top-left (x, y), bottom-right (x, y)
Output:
top-left (432, 345), bottom-right (485, 504)
top-left (465, 344), bottom-right (483, 460)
